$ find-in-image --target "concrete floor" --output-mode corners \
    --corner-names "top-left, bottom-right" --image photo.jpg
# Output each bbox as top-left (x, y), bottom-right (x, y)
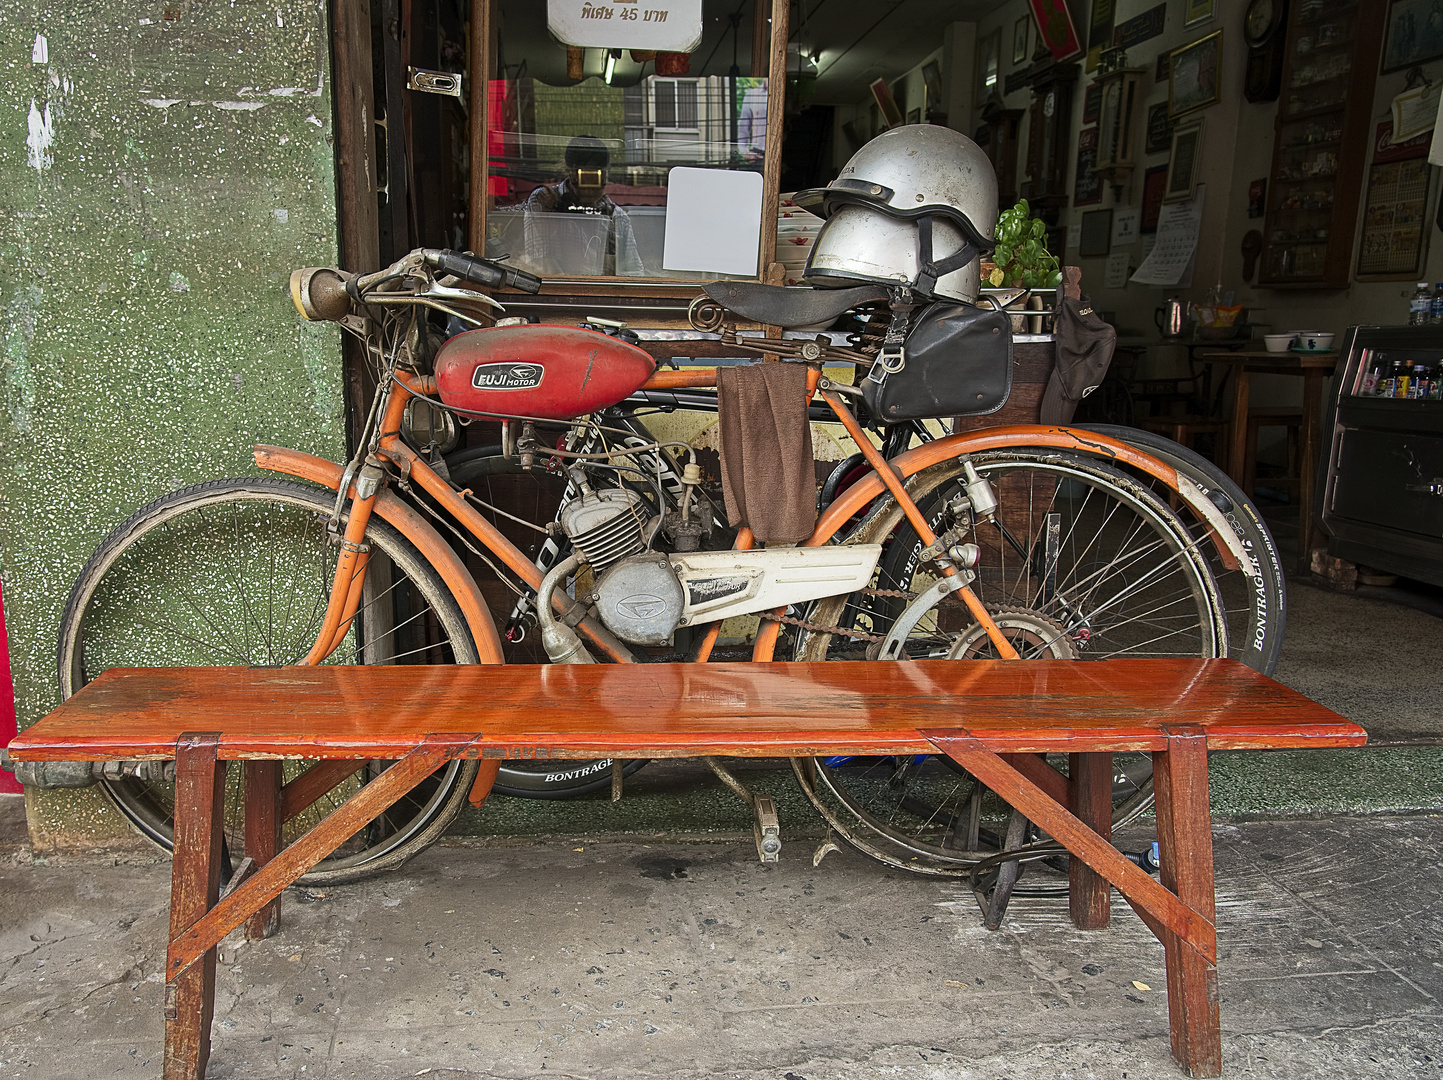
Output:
top-left (1, 814), bottom-right (1440, 1079)
top-left (4, 571), bottom-right (1443, 1078)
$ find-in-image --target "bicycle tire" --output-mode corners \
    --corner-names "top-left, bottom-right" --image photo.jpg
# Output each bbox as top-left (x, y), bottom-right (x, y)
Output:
top-left (57, 477), bottom-right (481, 885)
top-left (1076, 424), bottom-right (1286, 676)
top-left (791, 449), bottom-right (1227, 875)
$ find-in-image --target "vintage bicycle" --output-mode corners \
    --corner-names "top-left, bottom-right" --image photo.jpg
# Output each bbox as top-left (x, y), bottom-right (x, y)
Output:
top-left (57, 247), bottom-right (1282, 883)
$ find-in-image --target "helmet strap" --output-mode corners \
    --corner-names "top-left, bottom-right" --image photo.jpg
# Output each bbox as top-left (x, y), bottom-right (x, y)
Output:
top-left (915, 214), bottom-right (979, 296)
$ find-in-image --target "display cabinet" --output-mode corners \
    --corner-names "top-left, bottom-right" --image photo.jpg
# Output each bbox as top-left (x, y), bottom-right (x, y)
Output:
top-left (1257, 0), bottom-right (1385, 287)
top-left (1320, 325), bottom-right (1443, 585)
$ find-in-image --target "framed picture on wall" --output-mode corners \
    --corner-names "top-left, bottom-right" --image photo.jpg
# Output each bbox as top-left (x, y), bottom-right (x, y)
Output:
top-left (907, 107), bottom-right (922, 125)
top-left (1165, 121), bottom-right (1204, 202)
top-left (977, 30), bottom-right (1001, 98)
top-left (921, 60), bottom-right (943, 112)
top-left (1145, 101), bottom-right (1175, 154)
top-left (1184, 0), bottom-right (1216, 28)
top-left (1168, 30), bottom-right (1223, 117)
top-left (1013, 15), bottom-right (1031, 64)
top-left (1383, 0), bottom-right (1443, 71)
top-left (1073, 126), bottom-right (1103, 206)
top-left (870, 78), bottom-right (904, 129)
top-left (1079, 208), bottom-right (1114, 257)
top-left (1141, 164), bottom-right (1169, 231)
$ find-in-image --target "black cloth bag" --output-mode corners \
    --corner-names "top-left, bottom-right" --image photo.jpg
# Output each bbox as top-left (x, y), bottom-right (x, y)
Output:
top-left (1041, 295), bottom-right (1116, 425)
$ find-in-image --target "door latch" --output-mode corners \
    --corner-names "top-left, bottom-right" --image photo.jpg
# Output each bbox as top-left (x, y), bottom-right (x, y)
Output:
top-left (407, 67), bottom-right (462, 98)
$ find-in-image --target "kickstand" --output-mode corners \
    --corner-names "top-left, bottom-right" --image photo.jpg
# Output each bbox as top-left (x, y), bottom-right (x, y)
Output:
top-left (703, 757), bottom-right (781, 862)
top-left (974, 809), bottom-right (1030, 930)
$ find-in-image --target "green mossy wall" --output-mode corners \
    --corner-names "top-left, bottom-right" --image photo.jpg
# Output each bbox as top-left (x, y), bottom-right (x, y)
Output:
top-left (1, 2), bottom-right (346, 844)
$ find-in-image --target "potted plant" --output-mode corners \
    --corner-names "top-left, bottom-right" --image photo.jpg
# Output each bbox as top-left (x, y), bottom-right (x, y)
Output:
top-left (984, 199), bottom-right (1063, 290)
top-left (980, 200), bottom-right (1062, 333)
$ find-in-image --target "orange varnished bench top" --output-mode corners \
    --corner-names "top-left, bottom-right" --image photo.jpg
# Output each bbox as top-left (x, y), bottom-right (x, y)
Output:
top-left (10, 659), bottom-right (1365, 761)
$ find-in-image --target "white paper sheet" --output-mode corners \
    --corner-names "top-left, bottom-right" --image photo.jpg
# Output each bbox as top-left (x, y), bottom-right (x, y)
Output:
top-left (1130, 185), bottom-right (1205, 287)
top-left (548, 0), bottom-right (703, 51)
top-left (1111, 208), bottom-right (1140, 247)
top-left (662, 167), bottom-right (764, 276)
top-left (1104, 251), bottom-right (1130, 288)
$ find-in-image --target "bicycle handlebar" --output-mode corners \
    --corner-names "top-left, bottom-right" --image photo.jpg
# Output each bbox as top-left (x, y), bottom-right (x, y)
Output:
top-left (422, 249), bottom-right (543, 295)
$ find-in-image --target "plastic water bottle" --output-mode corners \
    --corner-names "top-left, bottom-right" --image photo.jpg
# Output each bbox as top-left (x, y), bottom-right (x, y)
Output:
top-left (1431, 285), bottom-right (1443, 324)
top-left (1410, 282), bottom-right (1431, 325)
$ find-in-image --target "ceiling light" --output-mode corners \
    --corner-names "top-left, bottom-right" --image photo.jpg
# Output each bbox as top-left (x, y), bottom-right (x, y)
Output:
top-left (604, 49), bottom-right (619, 84)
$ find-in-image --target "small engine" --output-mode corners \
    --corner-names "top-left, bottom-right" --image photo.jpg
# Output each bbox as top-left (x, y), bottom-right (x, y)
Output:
top-left (558, 484), bottom-right (652, 572)
top-left (555, 473), bottom-right (882, 649)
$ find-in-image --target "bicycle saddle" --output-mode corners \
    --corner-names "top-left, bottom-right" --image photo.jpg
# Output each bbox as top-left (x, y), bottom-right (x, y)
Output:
top-left (702, 281), bottom-right (890, 328)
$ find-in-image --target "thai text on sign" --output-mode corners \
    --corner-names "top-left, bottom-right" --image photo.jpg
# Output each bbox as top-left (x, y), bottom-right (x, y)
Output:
top-left (549, 0), bottom-right (703, 52)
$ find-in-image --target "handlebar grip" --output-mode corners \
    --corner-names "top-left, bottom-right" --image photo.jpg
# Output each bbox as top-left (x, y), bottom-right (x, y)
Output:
top-left (425, 249), bottom-right (543, 295)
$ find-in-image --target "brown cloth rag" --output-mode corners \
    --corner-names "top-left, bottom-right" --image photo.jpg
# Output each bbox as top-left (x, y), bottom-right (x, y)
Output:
top-left (716, 361), bottom-right (817, 544)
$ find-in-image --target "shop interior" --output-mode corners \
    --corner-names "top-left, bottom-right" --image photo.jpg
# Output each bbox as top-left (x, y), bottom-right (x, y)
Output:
top-left (344, 0), bottom-right (1443, 588)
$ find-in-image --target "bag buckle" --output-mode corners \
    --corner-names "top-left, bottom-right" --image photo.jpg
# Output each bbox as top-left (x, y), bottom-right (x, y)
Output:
top-left (867, 345), bottom-right (905, 383)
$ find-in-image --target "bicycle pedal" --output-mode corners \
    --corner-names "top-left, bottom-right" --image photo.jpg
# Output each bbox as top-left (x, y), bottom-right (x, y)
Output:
top-left (752, 795), bottom-right (781, 863)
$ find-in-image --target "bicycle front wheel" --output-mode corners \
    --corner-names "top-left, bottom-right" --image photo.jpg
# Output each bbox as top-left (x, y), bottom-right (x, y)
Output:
top-left (57, 477), bottom-right (480, 885)
top-left (792, 449), bottom-right (1226, 874)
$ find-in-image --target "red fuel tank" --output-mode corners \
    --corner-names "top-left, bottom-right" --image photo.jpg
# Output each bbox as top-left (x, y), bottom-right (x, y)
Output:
top-left (433, 325), bottom-right (657, 420)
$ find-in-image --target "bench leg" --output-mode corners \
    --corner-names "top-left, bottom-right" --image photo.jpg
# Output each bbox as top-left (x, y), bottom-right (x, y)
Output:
top-left (164, 733), bottom-right (226, 1080)
top-left (1069, 752), bottom-right (1112, 930)
top-left (1155, 729), bottom-right (1221, 1078)
top-left (244, 760), bottom-right (282, 940)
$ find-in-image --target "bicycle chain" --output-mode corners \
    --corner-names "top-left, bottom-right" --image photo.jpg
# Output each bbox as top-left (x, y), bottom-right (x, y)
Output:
top-left (758, 586), bottom-right (916, 643)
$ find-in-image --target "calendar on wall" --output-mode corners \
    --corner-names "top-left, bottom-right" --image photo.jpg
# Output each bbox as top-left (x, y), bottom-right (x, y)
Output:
top-left (1356, 121), bottom-right (1433, 280)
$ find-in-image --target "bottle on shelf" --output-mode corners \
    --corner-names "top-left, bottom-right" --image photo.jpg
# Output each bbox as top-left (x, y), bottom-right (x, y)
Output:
top-left (1379, 359), bottom-right (1401, 397)
top-left (1431, 286), bottom-right (1443, 324)
top-left (1410, 282), bottom-right (1432, 325)
top-left (1359, 351), bottom-right (1383, 395)
top-left (1410, 362), bottom-right (1432, 399)
top-left (1396, 363), bottom-right (1413, 398)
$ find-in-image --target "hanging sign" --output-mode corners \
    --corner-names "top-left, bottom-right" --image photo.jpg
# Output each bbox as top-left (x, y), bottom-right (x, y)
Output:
top-left (548, 0), bottom-right (703, 53)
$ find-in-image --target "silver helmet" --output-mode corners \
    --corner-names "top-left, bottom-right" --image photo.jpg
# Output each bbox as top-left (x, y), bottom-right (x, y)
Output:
top-left (794, 126), bottom-right (998, 302)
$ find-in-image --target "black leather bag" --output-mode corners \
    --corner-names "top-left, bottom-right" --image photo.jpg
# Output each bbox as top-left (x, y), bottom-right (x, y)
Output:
top-left (862, 302), bottom-right (1013, 423)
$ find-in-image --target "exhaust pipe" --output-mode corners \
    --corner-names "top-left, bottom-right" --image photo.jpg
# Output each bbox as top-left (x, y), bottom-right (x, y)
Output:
top-left (536, 553), bottom-right (597, 665)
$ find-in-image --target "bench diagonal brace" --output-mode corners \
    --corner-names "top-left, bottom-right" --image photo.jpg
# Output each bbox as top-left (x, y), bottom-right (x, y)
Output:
top-left (165, 735), bottom-right (476, 985)
top-left (924, 731), bottom-right (1217, 966)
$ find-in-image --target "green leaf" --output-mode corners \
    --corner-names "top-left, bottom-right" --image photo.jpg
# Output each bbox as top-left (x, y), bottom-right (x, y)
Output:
top-left (1049, 269), bottom-right (1063, 287)
top-left (993, 244), bottom-right (1012, 266)
top-left (1032, 219), bottom-right (1045, 239)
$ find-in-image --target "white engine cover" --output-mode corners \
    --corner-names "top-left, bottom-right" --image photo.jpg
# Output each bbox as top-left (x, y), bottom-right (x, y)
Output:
top-left (673, 544), bottom-right (882, 626)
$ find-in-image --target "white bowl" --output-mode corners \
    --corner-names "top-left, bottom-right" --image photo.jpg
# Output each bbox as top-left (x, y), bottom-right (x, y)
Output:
top-left (1263, 334), bottom-right (1295, 353)
top-left (1297, 331), bottom-right (1335, 351)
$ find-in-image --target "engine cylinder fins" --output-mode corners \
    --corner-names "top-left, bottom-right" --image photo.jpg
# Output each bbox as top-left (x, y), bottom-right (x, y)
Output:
top-left (559, 487), bottom-right (653, 573)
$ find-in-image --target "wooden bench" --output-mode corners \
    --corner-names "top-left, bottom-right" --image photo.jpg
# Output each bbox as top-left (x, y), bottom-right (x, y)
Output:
top-left (9, 658), bottom-right (1365, 1079)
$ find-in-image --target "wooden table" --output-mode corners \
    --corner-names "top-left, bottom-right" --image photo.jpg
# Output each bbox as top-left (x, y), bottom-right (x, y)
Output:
top-left (1193, 348), bottom-right (1340, 563)
top-left (9, 660), bottom-right (1366, 1079)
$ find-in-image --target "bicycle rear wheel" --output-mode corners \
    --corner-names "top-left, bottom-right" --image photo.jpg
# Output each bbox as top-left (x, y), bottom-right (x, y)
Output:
top-left (1077, 424), bottom-right (1286, 676)
top-left (792, 449), bottom-right (1226, 874)
top-left (57, 477), bottom-right (480, 885)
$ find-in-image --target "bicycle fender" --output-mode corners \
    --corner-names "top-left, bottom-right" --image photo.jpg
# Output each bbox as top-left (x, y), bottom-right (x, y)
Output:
top-left (253, 444), bottom-right (505, 664)
top-left (808, 425), bottom-right (1252, 576)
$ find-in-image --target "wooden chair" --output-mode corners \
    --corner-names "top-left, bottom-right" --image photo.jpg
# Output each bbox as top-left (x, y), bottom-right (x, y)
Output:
top-left (1244, 407), bottom-right (1304, 500)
